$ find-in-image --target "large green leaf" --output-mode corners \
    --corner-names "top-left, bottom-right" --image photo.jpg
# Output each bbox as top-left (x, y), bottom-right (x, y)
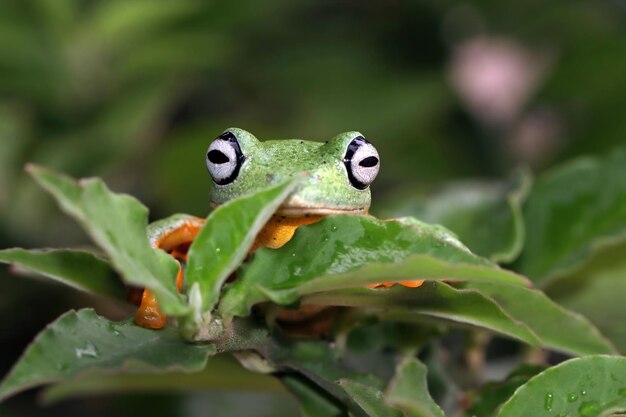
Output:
top-left (42, 355), bottom-right (284, 404)
top-left (185, 177), bottom-right (300, 330)
top-left (27, 165), bottom-right (187, 315)
top-left (465, 282), bottom-right (616, 356)
top-left (0, 309), bottom-right (215, 402)
top-left (498, 355), bottom-right (626, 417)
top-left (218, 216), bottom-right (527, 319)
top-left (385, 357), bottom-right (445, 417)
top-left (0, 248), bottom-right (124, 300)
top-left (515, 149), bottom-right (626, 285)
top-left (547, 241), bottom-right (626, 353)
top-left (386, 169), bottom-right (531, 263)
top-left (302, 283), bottom-right (540, 347)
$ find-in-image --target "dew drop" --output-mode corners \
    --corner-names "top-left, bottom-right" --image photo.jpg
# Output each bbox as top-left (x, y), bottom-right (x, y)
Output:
top-left (291, 253), bottom-right (296, 257)
top-left (567, 392), bottom-right (578, 402)
top-left (331, 225), bottom-right (338, 232)
top-left (544, 392), bottom-right (553, 411)
top-left (215, 247), bottom-right (221, 253)
top-left (580, 389), bottom-right (587, 396)
top-left (578, 401), bottom-right (600, 417)
top-left (75, 342), bottom-right (98, 359)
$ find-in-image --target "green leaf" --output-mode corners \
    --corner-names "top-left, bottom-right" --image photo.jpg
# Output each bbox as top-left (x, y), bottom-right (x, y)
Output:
top-left (385, 357), bottom-right (445, 417)
top-left (466, 282), bottom-right (616, 355)
top-left (516, 149), bottom-right (626, 285)
top-left (27, 165), bottom-right (187, 315)
top-left (0, 248), bottom-right (125, 300)
top-left (218, 216), bottom-right (527, 319)
top-left (0, 309), bottom-right (215, 402)
top-left (388, 169), bottom-right (531, 263)
top-left (42, 355), bottom-right (283, 404)
top-left (498, 355), bottom-right (626, 417)
top-left (281, 374), bottom-right (345, 417)
top-left (185, 177), bottom-right (301, 320)
top-left (338, 379), bottom-right (403, 417)
top-left (547, 240), bottom-right (626, 353)
top-left (302, 283), bottom-right (540, 347)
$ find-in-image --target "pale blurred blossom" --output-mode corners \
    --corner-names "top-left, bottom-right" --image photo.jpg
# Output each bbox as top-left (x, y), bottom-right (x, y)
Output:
top-left (450, 37), bottom-right (549, 127)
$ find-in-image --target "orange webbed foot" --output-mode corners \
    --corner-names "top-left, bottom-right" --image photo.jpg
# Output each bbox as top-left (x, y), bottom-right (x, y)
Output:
top-left (134, 262), bottom-right (184, 329)
top-left (135, 289), bottom-right (167, 329)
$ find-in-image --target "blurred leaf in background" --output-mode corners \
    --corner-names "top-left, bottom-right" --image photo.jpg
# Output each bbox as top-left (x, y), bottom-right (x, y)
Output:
top-left (1, 0), bottom-right (625, 416)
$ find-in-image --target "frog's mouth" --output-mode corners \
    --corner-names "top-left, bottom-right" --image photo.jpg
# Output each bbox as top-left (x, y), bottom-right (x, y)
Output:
top-left (275, 195), bottom-right (368, 217)
top-left (276, 205), bottom-right (367, 217)
top-left (209, 195), bottom-right (368, 217)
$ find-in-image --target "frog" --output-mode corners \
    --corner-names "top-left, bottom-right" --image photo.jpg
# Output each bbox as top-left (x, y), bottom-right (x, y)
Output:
top-left (135, 128), bottom-right (423, 329)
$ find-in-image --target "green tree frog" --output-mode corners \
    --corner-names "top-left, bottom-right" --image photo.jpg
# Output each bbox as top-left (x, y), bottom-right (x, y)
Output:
top-left (135, 128), bottom-right (422, 329)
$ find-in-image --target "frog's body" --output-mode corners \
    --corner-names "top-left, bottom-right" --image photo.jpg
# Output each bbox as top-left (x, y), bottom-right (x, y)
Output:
top-left (135, 128), bottom-right (422, 329)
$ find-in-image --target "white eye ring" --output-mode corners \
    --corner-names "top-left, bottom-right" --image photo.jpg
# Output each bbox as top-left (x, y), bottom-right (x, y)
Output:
top-left (206, 132), bottom-right (245, 185)
top-left (344, 136), bottom-right (380, 190)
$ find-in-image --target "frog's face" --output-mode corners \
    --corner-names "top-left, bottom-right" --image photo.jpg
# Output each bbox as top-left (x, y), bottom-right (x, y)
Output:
top-left (206, 127), bottom-right (380, 216)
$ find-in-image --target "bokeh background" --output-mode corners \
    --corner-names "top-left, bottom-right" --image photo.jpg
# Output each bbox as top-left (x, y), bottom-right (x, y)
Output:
top-left (0, 1), bottom-right (624, 416)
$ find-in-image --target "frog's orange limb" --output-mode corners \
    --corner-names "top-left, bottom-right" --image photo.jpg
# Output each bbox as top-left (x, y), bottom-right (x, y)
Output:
top-left (135, 217), bottom-right (204, 329)
top-left (135, 262), bottom-right (184, 328)
top-left (367, 280), bottom-right (425, 289)
top-left (136, 290), bottom-right (167, 329)
top-left (155, 218), bottom-right (205, 252)
top-left (252, 215), bottom-right (323, 251)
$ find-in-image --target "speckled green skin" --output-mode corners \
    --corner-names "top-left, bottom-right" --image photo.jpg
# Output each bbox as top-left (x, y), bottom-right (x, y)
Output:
top-left (210, 128), bottom-right (372, 216)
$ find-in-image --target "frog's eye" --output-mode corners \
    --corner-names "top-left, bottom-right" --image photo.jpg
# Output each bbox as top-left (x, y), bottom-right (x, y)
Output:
top-left (343, 136), bottom-right (380, 190)
top-left (206, 132), bottom-right (245, 185)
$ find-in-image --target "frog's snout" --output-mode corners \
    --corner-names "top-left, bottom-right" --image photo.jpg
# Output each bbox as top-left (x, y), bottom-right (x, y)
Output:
top-left (265, 171), bottom-right (311, 186)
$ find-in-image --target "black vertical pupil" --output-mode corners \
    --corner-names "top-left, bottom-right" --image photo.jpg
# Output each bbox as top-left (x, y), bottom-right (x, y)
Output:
top-left (359, 156), bottom-right (378, 167)
top-left (208, 150), bottom-right (229, 164)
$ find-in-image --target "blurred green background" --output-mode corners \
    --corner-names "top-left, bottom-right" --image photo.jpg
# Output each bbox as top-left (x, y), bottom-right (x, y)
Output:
top-left (0, 0), bottom-right (624, 415)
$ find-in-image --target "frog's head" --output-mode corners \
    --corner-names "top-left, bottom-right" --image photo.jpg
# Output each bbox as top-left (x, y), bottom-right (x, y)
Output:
top-left (206, 127), bottom-right (380, 216)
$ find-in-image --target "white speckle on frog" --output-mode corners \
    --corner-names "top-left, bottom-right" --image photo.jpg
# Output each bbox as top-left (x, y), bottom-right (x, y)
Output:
top-left (75, 342), bottom-right (98, 359)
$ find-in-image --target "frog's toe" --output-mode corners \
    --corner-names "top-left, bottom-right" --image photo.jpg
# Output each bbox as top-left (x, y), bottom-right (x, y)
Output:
top-left (399, 280), bottom-right (424, 288)
top-left (135, 289), bottom-right (167, 329)
top-left (367, 280), bottom-right (424, 289)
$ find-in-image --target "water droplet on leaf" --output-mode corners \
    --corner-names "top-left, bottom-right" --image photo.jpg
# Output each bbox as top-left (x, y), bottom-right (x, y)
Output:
top-left (567, 393), bottom-right (578, 402)
top-left (544, 393), bottom-right (554, 411)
